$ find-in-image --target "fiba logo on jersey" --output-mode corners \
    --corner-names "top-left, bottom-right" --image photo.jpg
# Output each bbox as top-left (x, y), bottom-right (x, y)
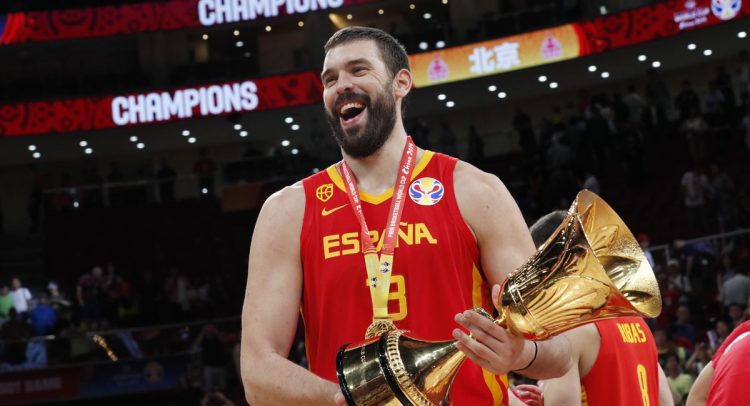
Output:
top-left (711, 0), bottom-right (741, 20)
top-left (409, 178), bottom-right (444, 206)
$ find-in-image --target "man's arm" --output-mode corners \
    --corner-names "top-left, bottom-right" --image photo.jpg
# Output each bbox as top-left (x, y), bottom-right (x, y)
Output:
top-left (452, 163), bottom-right (573, 379)
top-left (536, 324), bottom-right (599, 406)
top-left (658, 363), bottom-right (676, 406)
top-left (686, 361), bottom-right (713, 406)
top-left (240, 184), bottom-right (338, 406)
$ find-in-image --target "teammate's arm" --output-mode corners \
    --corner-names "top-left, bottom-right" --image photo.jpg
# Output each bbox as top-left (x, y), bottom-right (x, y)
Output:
top-left (452, 163), bottom-right (573, 379)
top-left (240, 184), bottom-right (339, 406)
top-left (536, 324), bottom-right (599, 406)
top-left (686, 361), bottom-right (713, 406)
top-left (658, 363), bottom-right (676, 406)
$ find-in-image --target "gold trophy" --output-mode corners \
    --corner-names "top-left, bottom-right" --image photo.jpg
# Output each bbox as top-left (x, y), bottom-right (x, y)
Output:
top-left (336, 190), bottom-right (662, 406)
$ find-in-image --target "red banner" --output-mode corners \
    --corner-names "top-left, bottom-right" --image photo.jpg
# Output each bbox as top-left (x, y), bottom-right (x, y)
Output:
top-left (578, 0), bottom-right (750, 55)
top-left (0, 0), bottom-right (377, 45)
top-left (0, 71), bottom-right (323, 136)
top-left (0, 366), bottom-right (80, 405)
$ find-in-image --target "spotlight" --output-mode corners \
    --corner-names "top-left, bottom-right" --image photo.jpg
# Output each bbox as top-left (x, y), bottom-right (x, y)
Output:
top-left (739, 31), bottom-right (747, 39)
top-left (79, 140), bottom-right (88, 147)
top-left (298, 21), bottom-right (304, 27)
top-left (437, 94), bottom-right (447, 100)
top-left (233, 30), bottom-right (240, 36)
top-left (651, 61), bottom-right (661, 68)
top-left (73, 201), bottom-right (80, 208)
top-left (409, 3), bottom-right (415, 9)
top-left (291, 124), bottom-right (300, 131)
top-left (236, 41), bottom-right (244, 47)
top-left (423, 13), bottom-right (432, 19)
top-left (136, 142), bottom-right (145, 150)
top-left (240, 130), bottom-right (248, 137)
top-left (488, 85), bottom-right (497, 92)
top-left (549, 82), bottom-right (558, 89)
top-left (291, 148), bottom-right (299, 155)
top-left (446, 101), bottom-right (455, 108)
top-left (188, 137), bottom-right (197, 144)
top-left (284, 117), bottom-right (294, 124)
top-left (265, 25), bottom-right (272, 32)
top-left (538, 75), bottom-right (547, 82)
top-left (687, 43), bottom-right (697, 50)
top-left (346, 14), bottom-right (352, 20)
top-left (638, 54), bottom-right (647, 61)
top-left (28, 145), bottom-right (36, 151)
top-left (129, 136), bottom-right (138, 142)
top-left (202, 188), bottom-right (208, 194)
top-left (84, 148), bottom-right (93, 155)
top-left (32, 152), bottom-right (41, 159)
top-left (419, 41), bottom-right (428, 50)
top-left (378, 9), bottom-right (384, 15)
top-left (202, 34), bottom-right (208, 40)
top-left (703, 49), bottom-right (713, 56)
top-left (182, 130), bottom-right (190, 136)
top-left (601, 71), bottom-right (610, 78)
top-left (436, 41), bottom-right (445, 49)
top-left (498, 92), bottom-right (507, 99)
top-left (233, 124), bottom-right (242, 131)
top-left (281, 140), bottom-right (291, 147)
top-left (588, 65), bottom-right (597, 72)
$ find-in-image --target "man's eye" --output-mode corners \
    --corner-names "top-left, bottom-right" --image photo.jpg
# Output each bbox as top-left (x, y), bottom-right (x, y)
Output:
top-left (353, 67), bottom-right (366, 75)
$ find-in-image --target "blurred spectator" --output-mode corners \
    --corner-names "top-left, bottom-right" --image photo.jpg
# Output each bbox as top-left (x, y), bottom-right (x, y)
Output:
top-left (727, 303), bottom-right (747, 329)
top-left (665, 353), bottom-right (694, 405)
top-left (194, 324), bottom-right (226, 393)
top-left (741, 104), bottom-right (750, 152)
top-left (438, 122), bottom-right (458, 156)
top-left (637, 234), bottom-right (656, 269)
top-left (580, 169), bottom-right (600, 195)
top-left (9, 277), bottom-right (32, 319)
top-left (719, 266), bottom-right (750, 307)
top-left (674, 305), bottom-right (696, 346)
top-left (707, 319), bottom-right (731, 352)
top-left (467, 125), bottom-right (484, 163)
top-left (0, 287), bottom-right (12, 325)
top-left (710, 163), bottom-right (737, 230)
top-left (1, 308), bottom-right (29, 365)
top-left (47, 282), bottom-right (71, 310)
top-left (714, 65), bottom-right (736, 113)
top-left (674, 80), bottom-right (701, 123)
top-left (645, 68), bottom-right (670, 125)
top-left (685, 341), bottom-right (711, 377)
top-left (77, 266), bottom-right (105, 330)
top-left (513, 106), bottom-right (536, 154)
top-left (738, 50), bottom-right (749, 104)
top-left (194, 148), bottom-right (217, 197)
top-left (157, 159), bottom-right (177, 203)
top-left (681, 164), bottom-right (712, 234)
top-left (680, 110), bottom-right (708, 162)
top-left (29, 295), bottom-right (57, 336)
top-left (667, 259), bottom-right (692, 297)
top-left (623, 84), bottom-right (646, 124)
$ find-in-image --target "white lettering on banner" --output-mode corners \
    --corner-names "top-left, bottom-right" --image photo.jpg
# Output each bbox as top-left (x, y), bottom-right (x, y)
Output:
top-left (468, 42), bottom-right (521, 75)
top-left (24, 377), bottom-right (62, 392)
top-left (111, 81), bottom-right (259, 126)
top-left (0, 381), bottom-right (21, 395)
top-left (673, 2), bottom-right (711, 30)
top-left (198, 0), bottom-right (345, 26)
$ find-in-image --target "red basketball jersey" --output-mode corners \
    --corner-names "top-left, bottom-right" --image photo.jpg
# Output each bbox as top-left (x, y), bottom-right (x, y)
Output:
top-left (300, 151), bottom-right (508, 405)
top-left (581, 317), bottom-right (659, 406)
top-left (707, 320), bottom-right (750, 405)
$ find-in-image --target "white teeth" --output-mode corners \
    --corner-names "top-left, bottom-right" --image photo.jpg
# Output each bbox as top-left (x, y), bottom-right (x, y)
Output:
top-left (340, 102), bottom-right (365, 115)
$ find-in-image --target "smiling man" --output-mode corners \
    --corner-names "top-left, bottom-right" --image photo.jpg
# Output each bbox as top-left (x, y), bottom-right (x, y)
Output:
top-left (240, 27), bottom-right (571, 405)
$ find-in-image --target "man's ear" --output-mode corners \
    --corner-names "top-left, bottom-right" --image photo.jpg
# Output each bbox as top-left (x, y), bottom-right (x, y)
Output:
top-left (393, 68), bottom-right (413, 99)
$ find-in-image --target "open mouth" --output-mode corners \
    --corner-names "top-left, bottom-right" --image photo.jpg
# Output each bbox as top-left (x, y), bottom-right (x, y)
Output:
top-left (338, 101), bottom-right (367, 124)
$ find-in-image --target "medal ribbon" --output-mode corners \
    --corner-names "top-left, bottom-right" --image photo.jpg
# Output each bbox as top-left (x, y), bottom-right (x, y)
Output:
top-left (339, 137), bottom-right (417, 323)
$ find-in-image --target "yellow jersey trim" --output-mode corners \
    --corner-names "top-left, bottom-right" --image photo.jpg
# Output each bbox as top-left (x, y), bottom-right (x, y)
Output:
top-left (325, 150), bottom-right (435, 205)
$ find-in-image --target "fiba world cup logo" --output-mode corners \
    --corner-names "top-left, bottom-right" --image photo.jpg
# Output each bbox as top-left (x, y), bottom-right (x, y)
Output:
top-left (711, 0), bottom-right (741, 20)
top-left (409, 178), bottom-right (444, 206)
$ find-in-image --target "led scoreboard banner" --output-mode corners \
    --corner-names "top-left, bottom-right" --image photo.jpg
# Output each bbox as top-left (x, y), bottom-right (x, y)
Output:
top-left (0, 0), bottom-right (747, 136)
top-left (409, 0), bottom-right (749, 87)
top-left (0, 0), bottom-right (379, 45)
top-left (0, 72), bottom-right (323, 136)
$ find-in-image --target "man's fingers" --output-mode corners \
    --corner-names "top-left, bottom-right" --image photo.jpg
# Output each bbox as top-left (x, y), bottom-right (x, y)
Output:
top-left (452, 328), bottom-right (498, 365)
top-left (334, 391), bottom-right (347, 406)
top-left (492, 284), bottom-right (501, 308)
top-left (454, 335), bottom-right (492, 370)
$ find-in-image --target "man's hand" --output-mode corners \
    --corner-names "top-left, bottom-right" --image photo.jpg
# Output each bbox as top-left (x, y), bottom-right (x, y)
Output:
top-left (513, 384), bottom-right (544, 406)
top-left (334, 391), bottom-right (346, 406)
top-left (452, 284), bottom-right (532, 374)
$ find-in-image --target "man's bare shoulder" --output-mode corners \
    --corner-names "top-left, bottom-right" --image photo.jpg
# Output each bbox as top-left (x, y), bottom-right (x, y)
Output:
top-left (453, 160), bottom-right (514, 211)
top-left (258, 181), bottom-right (306, 226)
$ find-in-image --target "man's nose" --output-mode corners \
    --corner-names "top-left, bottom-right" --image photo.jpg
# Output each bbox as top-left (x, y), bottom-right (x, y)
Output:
top-left (335, 73), bottom-right (354, 94)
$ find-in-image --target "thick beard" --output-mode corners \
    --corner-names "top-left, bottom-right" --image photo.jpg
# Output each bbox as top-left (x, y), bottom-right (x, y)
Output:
top-left (325, 86), bottom-right (397, 158)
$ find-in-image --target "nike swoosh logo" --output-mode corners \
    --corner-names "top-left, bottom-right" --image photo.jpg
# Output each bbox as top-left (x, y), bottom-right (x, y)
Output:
top-left (322, 204), bottom-right (348, 217)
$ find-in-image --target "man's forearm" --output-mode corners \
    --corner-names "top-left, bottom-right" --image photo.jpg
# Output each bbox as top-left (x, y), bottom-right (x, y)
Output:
top-left (242, 352), bottom-right (339, 406)
top-left (517, 335), bottom-right (573, 380)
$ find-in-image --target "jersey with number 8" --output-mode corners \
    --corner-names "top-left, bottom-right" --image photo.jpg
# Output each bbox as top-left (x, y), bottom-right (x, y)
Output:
top-left (301, 151), bottom-right (508, 405)
top-left (581, 317), bottom-right (659, 405)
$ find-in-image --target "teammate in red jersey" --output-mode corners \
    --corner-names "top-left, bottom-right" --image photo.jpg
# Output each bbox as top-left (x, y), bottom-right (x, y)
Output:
top-left (240, 27), bottom-right (572, 406)
top-left (517, 211), bottom-right (673, 406)
top-left (687, 320), bottom-right (750, 406)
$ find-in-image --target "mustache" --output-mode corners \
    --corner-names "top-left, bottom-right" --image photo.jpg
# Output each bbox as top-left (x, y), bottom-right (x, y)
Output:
top-left (332, 92), bottom-right (370, 117)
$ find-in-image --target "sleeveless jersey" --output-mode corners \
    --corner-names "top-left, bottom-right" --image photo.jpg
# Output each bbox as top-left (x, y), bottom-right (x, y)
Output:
top-left (300, 151), bottom-right (508, 405)
top-left (707, 320), bottom-right (750, 405)
top-left (581, 317), bottom-right (659, 406)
